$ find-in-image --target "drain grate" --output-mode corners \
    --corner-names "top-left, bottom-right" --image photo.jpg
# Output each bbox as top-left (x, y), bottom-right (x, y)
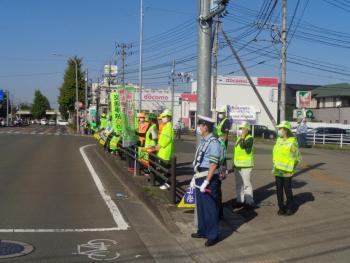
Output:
top-left (0, 240), bottom-right (34, 259)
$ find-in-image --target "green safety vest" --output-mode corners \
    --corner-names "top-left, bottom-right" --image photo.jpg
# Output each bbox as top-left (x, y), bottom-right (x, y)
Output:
top-left (100, 117), bottom-right (107, 129)
top-left (233, 134), bottom-right (254, 168)
top-left (157, 122), bottom-right (174, 161)
top-left (145, 123), bottom-right (157, 148)
top-left (273, 137), bottom-right (300, 174)
top-left (215, 117), bottom-right (228, 138)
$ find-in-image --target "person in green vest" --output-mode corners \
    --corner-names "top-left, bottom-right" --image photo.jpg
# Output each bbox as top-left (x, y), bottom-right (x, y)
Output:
top-left (99, 113), bottom-right (107, 130)
top-left (233, 121), bottom-right (256, 209)
top-left (273, 121), bottom-right (301, 216)
top-left (90, 119), bottom-right (97, 134)
top-left (143, 113), bottom-right (159, 175)
top-left (216, 106), bottom-right (231, 148)
top-left (155, 109), bottom-right (174, 190)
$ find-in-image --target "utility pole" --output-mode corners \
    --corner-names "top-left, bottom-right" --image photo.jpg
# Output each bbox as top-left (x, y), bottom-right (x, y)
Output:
top-left (171, 60), bottom-right (176, 126)
top-left (139, 0), bottom-right (144, 112)
top-left (117, 43), bottom-right (133, 87)
top-left (85, 69), bottom-right (88, 120)
top-left (221, 29), bottom-right (277, 126)
top-left (280, 0), bottom-right (287, 122)
top-left (6, 90), bottom-right (9, 126)
top-left (96, 76), bottom-right (100, 125)
top-left (197, 0), bottom-right (213, 120)
top-left (212, 18), bottom-right (220, 115)
top-left (75, 60), bottom-right (79, 133)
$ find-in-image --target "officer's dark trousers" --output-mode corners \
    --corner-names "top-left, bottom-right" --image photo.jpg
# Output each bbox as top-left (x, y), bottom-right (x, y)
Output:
top-left (195, 175), bottom-right (220, 240)
top-left (275, 176), bottom-right (294, 210)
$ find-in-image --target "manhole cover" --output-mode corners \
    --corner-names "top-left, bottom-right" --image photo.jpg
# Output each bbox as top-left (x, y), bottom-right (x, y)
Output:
top-left (0, 240), bottom-right (35, 259)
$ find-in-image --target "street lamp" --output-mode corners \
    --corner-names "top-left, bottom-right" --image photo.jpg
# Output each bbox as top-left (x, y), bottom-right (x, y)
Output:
top-left (53, 53), bottom-right (79, 133)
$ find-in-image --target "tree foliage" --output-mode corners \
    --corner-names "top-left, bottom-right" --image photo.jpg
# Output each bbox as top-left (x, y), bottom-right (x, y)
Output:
top-left (58, 57), bottom-right (86, 120)
top-left (31, 90), bottom-right (50, 119)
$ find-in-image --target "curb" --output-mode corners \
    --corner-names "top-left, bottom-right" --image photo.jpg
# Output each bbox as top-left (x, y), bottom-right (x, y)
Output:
top-left (96, 146), bottom-right (182, 234)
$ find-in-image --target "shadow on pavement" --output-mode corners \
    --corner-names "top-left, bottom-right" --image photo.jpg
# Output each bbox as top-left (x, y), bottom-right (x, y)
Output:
top-left (293, 192), bottom-right (315, 213)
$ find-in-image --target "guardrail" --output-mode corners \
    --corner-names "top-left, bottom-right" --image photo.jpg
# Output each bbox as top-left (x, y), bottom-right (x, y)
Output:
top-left (306, 133), bottom-right (350, 148)
top-left (116, 142), bottom-right (177, 204)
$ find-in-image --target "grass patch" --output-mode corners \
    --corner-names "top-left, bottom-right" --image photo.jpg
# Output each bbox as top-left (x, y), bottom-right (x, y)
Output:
top-left (142, 185), bottom-right (169, 203)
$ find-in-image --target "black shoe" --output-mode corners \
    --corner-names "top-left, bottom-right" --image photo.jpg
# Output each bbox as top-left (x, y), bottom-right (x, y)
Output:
top-left (205, 238), bottom-right (219, 247)
top-left (244, 203), bottom-right (259, 209)
top-left (191, 233), bottom-right (206, 239)
top-left (277, 209), bottom-right (286, 216)
top-left (284, 209), bottom-right (294, 216)
top-left (234, 202), bottom-right (244, 209)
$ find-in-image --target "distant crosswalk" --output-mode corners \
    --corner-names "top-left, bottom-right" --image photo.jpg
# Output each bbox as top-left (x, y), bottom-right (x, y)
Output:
top-left (0, 125), bottom-right (87, 137)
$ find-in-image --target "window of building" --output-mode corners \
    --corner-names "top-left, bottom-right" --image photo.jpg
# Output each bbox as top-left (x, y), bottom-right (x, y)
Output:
top-left (345, 120), bottom-right (348, 124)
top-left (333, 97), bottom-right (337, 107)
top-left (322, 98), bottom-right (326, 108)
top-left (330, 120), bottom-right (332, 123)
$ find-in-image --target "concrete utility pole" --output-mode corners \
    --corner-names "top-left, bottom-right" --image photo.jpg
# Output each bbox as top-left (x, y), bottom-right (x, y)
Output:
top-left (212, 18), bottom-right (220, 115)
top-left (75, 60), bottom-right (79, 133)
top-left (117, 43), bottom-right (133, 87)
top-left (171, 60), bottom-right (176, 126)
top-left (85, 69), bottom-right (88, 120)
top-left (280, 0), bottom-right (287, 122)
top-left (197, 0), bottom-right (213, 119)
top-left (138, 0), bottom-right (144, 112)
top-left (6, 90), bottom-right (9, 126)
top-left (222, 29), bottom-right (277, 126)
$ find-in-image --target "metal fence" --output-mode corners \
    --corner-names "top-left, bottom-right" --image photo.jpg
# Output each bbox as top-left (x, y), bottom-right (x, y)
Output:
top-left (306, 133), bottom-right (350, 148)
top-left (116, 142), bottom-right (177, 204)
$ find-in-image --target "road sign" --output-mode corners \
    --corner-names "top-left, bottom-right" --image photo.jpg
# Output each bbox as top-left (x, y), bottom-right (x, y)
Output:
top-left (0, 90), bottom-right (4, 102)
top-left (306, 109), bottom-right (314, 118)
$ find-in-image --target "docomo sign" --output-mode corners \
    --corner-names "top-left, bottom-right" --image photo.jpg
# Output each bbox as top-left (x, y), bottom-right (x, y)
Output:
top-left (218, 76), bottom-right (278, 87)
top-left (142, 93), bottom-right (171, 102)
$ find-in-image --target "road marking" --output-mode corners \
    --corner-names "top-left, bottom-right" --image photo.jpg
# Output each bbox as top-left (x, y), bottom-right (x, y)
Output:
top-left (76, 239), bottom-right (120, 261)
top-left (0, 228), bottom-right (120, 233)
top-left (80, 144), bottom-right (129, 230)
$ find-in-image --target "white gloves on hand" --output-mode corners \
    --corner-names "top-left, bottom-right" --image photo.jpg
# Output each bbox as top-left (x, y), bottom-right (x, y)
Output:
top-left (200, 180), bottom-right (209, 193)
top-left (190, 177), bottom-right (195, 189)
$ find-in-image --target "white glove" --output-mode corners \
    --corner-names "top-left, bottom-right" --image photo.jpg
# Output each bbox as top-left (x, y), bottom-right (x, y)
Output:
top-left (190, 177), bottom-right (195, 189)
top-left (200, 180), bottom-right (209, 193)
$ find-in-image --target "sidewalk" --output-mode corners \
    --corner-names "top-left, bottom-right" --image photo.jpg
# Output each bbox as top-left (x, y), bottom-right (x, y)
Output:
top-left (168, 135), bottom-right (350, 262)
top-left (102, 134), bottom-right (350, 262)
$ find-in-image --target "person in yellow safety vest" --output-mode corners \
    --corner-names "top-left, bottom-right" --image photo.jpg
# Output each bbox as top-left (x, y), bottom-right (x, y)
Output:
top-left (233, 121), bottom-right (256, 209)
top-left (135, 112), bottom-right (149, 147)
top-left (155, 109), bottom-right (174, 190)
top-left (143, 113), bottom-right (159, 175)
top-left (100, 113), bottom-right (107, 129)
top-left (157, 114), bottom-right (165, 138)
top-left (215, 106), bottom-right (231, 170)
top-left (273, 121), bottom-right (301, 216)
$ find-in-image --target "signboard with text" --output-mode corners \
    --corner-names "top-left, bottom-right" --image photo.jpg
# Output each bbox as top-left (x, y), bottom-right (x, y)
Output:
top-left (228, 105), bottom-right (256, 124)
top-left (296, 91), bottom-right (312, 108)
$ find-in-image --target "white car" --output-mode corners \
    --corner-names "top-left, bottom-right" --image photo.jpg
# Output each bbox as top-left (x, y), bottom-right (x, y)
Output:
top-left (57, 119), bottom-right (69, 126)
top-left (49, 120), bottom-right (56, 125)
top-left (40, 119), bottom-right (48, 125)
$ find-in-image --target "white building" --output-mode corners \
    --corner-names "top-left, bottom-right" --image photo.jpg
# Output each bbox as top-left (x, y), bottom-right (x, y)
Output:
top-left (184, 75), bottom-right (279, 130)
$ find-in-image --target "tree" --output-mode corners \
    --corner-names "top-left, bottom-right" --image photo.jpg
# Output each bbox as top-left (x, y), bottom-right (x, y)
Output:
top-left (31, 90), bottom-right (50, 119)
top-left (58, 57), bottom-right (86, 120)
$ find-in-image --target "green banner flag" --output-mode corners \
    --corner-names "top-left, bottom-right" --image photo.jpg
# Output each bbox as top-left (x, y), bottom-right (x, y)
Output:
top-left (110, 92), bottom-right (122, 134)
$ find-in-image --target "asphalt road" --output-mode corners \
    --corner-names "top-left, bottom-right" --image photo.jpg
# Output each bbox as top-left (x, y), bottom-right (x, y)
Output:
top-left (0, 125), bottom-right (191, 262)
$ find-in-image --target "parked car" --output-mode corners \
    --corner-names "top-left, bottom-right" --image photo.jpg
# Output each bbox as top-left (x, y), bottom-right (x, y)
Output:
top-left (307, 127), bottom-right (350, 144)
top-left (40, 119), bottom-right (48, 125)
top-left (308, 127), bottom-right (346, 135)
top-left (49, 120), bottom-right (56, 125)
top-left (57, 119), bottom-right (69, 126)
top-left (253, 125), bottom-right (277, 139)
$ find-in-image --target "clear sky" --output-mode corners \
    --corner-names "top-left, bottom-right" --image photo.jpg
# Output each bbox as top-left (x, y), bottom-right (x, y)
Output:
top-left (0, 0), bottom-right (349, 109)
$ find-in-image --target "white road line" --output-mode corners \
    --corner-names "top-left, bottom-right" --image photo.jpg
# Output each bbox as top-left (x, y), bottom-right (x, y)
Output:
top-left (0, 227), bottom-right (120, 233)
top-left (80, 144), bottom-right (129, 230)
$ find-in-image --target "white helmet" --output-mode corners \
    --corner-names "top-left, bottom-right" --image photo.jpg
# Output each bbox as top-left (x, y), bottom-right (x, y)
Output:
top-left (218, 105), bottom-right (227, 113)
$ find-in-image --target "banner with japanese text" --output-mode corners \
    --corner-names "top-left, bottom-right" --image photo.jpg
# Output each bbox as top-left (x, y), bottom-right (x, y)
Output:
top-left (110, 92), bottom-right (123, 134)
top-left (118, 86), bottom-right (136, 147)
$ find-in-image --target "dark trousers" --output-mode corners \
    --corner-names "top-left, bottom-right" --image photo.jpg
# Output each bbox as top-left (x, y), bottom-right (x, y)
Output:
top-left (195, 175), bottom-right (220, 240)
top-left (275, 176), bottom-right (294, 210)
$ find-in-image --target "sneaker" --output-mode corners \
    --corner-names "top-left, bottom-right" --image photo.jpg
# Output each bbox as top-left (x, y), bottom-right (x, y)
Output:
top-left (284, 209), bottom-right (294, 216)
top-left (159, 183), bottom-right (170, 190)
top-left (277, 209), bottom-right (286, 216)
top-left (191, 233), bottom-right (206, 239)
top-left (205, 238), bottom-right (219, 247)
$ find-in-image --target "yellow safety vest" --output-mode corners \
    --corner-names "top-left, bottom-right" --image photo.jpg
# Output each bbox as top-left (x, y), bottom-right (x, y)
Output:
top-left (233, 134), bottom-right (254, 167)
top-left (273, 137), bottom-right (300, 173)
top-left (145, 123), bottom-right (157, 148)
top-left (215, 118), bottom-right (228, 138)
top-left (157, 122), bottom-right (174, 161)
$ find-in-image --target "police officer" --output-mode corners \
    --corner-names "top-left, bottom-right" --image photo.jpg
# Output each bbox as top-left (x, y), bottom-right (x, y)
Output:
top-left (233, 121), bottom-right (256, 208)
top-left (273, 121), bottom-right (301, 216)
top-left (190, 115), bottom-right (221, 247)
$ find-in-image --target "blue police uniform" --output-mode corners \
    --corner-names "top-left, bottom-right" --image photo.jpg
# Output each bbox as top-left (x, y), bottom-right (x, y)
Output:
top-left (194, 132), bottom-right (221, 241)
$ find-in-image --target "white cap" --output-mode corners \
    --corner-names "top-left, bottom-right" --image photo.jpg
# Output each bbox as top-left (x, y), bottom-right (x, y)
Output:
top-left (197, 115), bottom-right (215, 124)
top-left (217, 106), bottom-right (227, 113)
